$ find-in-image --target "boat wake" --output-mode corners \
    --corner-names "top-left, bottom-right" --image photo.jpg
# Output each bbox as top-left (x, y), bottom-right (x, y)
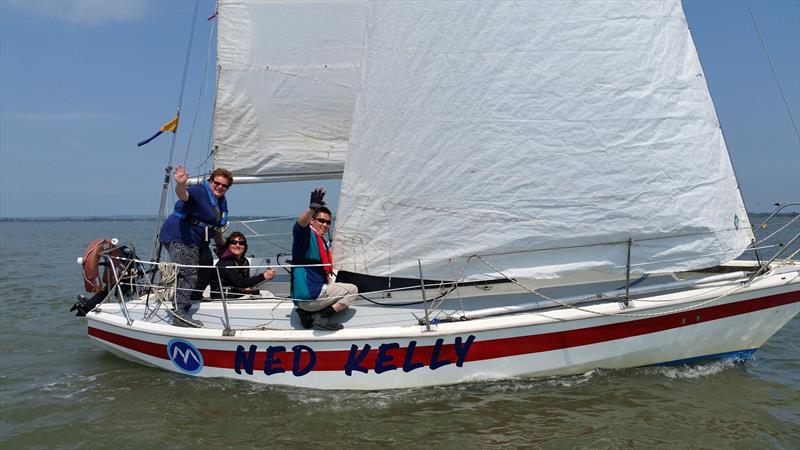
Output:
top-left (641, 358), bottom-right (749, 380)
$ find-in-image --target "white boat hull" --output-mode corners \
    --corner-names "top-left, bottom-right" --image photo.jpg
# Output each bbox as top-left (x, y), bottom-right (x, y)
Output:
top-left (85, 268), bottom-right (800, 390)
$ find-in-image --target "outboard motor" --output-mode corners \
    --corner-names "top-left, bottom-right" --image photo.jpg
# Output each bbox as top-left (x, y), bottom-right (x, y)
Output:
top-left (71, 238), bottom-right (142, 317)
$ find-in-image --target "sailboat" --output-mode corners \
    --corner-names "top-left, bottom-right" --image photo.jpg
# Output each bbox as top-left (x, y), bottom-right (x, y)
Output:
top-left (75, 0), bottom-right (799, 390)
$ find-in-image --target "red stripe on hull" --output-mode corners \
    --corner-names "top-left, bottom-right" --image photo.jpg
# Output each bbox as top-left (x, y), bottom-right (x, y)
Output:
top-left (88, 290), bottom-right (799, 371)
top-left (89, 327), bottom-right (165, 358)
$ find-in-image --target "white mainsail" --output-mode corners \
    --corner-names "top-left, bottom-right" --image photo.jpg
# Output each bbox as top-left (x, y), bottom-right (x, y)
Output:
top-left (333, 0), bottom-right (754, 281)
top-left (214, 0), bottom-right (367, 182)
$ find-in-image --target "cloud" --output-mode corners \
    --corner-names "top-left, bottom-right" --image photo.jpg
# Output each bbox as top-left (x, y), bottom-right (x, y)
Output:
top-left (9, 0), bottom-right (153, 26)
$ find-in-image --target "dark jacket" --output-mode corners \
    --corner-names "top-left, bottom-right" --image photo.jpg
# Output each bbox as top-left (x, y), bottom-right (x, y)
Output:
top-left (209, 254), bottom-right (265, 299)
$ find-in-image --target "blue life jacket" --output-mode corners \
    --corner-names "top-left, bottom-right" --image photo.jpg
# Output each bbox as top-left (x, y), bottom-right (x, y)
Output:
top-left (172, 179), bottom-right (228, 228)
top-left (291, 226), bottom-right (328, 301)
top-left (159, 181), bottom-right (228, 245)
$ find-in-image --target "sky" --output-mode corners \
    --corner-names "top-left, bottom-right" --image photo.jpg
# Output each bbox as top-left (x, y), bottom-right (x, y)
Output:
top-left (0, 0), bottom-right (798, 218)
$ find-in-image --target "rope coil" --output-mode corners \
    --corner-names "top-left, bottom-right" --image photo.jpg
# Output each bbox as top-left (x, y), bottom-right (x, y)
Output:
top-left (157, 262), bottom-right (178, 303)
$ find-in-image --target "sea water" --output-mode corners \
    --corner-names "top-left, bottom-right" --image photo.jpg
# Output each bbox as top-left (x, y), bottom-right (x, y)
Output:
top-left (0, 216), bottom-right (798, 448)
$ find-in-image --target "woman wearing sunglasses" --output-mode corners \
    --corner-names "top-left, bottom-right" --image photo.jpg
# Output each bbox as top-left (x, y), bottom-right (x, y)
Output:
top-left (210, 232), bottom-right (276, 299)
top-left (159, 166), bottom-right (233, 326)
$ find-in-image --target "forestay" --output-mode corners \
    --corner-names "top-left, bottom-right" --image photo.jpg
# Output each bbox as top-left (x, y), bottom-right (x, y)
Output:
top-left (214, 0), bottom-right (367, 182)
top-left (334, 0), bottom-right (753, 281)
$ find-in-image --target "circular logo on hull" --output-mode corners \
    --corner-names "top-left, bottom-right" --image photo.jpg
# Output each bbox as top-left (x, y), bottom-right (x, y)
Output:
top-left (167, 339), bottom-right (204, 374)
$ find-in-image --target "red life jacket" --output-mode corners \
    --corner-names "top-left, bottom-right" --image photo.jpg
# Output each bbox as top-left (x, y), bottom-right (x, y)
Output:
top-left (311, 227), bottom-right (333, 274)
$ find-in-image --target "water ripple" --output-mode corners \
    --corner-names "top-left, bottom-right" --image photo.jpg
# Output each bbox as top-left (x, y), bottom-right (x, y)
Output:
top-left (1, 219), bottom-right (798, 449)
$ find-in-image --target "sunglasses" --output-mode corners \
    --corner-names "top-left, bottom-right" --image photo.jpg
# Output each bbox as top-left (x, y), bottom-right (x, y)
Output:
top-left (314, 218), bottom-right (332, 225)
top-left (229, 240), bottom-right (246, 246)
top-left (211, 179), bottom-right (231, 189)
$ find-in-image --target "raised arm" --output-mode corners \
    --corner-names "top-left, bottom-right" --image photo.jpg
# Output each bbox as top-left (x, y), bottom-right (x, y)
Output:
top-left (298, 187), bottom-right (326, 227)
top-left (173, 165), bottom-right (189, 202)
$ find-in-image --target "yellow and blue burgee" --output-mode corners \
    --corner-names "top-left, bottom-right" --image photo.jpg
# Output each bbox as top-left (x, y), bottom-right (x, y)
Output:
top-left (137, 115), bottom-right (179, 147)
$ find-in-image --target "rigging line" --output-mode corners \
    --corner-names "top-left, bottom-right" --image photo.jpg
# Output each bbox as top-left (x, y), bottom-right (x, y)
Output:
top-left (354, 285), bottom-right (458, 307)
top-left (745, 0), bottom-right (800, 140)
top-left (619, 247), bottom-right (752, 269)
top-left (422, 258), bottom-right (471, 318)
top-left (753, 217), bottom-right (800, 231)
top-left (414, 233), bottom-right (747, 269)
top-left (744, 243), bottom-right (787, 253)
top-left (446, 259), bottom-right (467, 317)
top-left (471, 255), bottom-right (748, 319)
top-left (192, 74), bottom-right (219, 171)
top-left (747, 230), bottom-right (800, 281)
top-left (235, 216), bottom-right (296, 224)
top-left (753, 203), bottom-right (800, 234)
top-left (114, 255), bottom-right (348, 277)
top-left (150, 0), bottom-right (201, 262)
top-left (207, 64), bottom-right (222, 163)
top-left (238, 220), bottom-right (260, 238)
top-left (420, 226), bottom-right (748, 261)
top-left (232, 222), bottom-right (291, 252)
top-left (192, 138), bottom-right (215, 171)
top-left (238, 232), bottom-right (292, 239)
top-left (202, 20), bottom-right (218, 173)
top-left (168, 0), bottom-right (201, 168)
top-left (755, 214), bottom-right (800, 245)
top-left (185, 16), bottom-right (217, 167)
top-left (615, 273), bottom-right (649, 290)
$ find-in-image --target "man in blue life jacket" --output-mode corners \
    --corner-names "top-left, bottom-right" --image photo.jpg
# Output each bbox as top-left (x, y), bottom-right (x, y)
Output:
top-left (292, 188), bottom-right (358, 330)
top-left (159, 165), bottom-right (232, 327)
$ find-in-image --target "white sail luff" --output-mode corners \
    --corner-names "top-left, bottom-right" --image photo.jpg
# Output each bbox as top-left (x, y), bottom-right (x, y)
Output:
top-left (213, 0), bottom-right (367, 181)
top-left (334, 0), bottom-right (753, 280)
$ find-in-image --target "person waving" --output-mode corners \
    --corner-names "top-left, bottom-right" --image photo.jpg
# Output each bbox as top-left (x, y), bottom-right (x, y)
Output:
top-left (291, 188), bottom-right (358, 330)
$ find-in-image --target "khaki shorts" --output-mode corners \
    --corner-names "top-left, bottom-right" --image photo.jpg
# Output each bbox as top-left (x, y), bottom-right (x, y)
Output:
top-left (297, 282), bottom-right (358, 312)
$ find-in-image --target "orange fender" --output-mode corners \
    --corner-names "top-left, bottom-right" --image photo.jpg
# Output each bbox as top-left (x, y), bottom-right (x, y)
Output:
top-left (82, 238), bottom-right (121, 293)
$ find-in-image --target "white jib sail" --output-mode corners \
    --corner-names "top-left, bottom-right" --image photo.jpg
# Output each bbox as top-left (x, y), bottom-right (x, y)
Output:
top-left (214, 0), bottom-right (367, 182)
top-left (333, 0), bottom-right (754, 281)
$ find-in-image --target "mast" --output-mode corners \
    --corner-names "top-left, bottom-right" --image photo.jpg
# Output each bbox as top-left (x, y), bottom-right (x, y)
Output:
top-left (149, 0), bottom-right (202, 262)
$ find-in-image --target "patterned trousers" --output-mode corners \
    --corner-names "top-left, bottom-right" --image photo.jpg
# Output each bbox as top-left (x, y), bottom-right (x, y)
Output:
top-left (165, 242), bottom-right (213, 311)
